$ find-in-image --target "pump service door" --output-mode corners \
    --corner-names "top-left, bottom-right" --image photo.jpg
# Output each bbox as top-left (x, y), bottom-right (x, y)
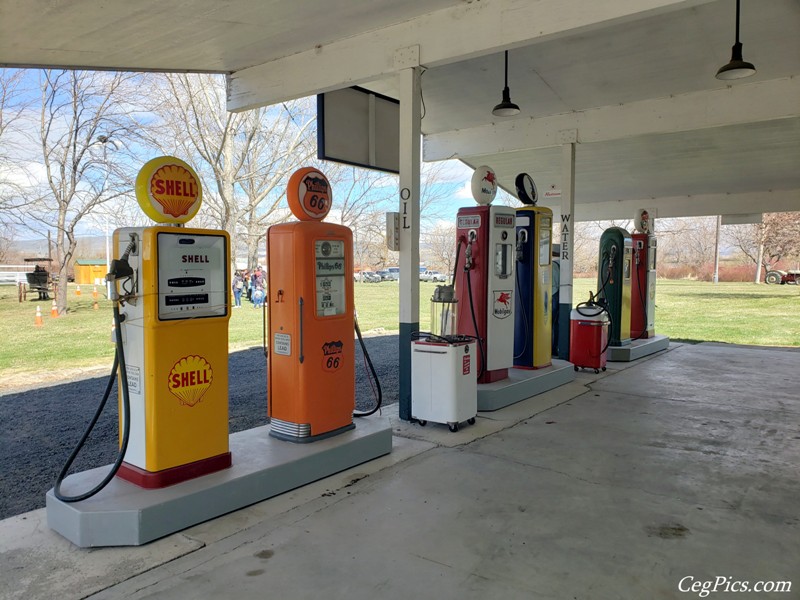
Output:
top-left (115, 227), bottom-right (231, 477)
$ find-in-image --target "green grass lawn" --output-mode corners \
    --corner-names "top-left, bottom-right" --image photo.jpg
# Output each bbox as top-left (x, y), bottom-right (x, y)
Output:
top-left (1, 279), bottom-right (797, 383)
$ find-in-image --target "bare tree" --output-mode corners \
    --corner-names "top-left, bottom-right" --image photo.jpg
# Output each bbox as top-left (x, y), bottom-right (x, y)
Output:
top-left (150, 74), bottom-right (316, 269)
top-left (0, 70), bottom-right (30, 211)
top-left (656, 217), bottom-right (717, 271)
top-left (726, 212), bottom-right (800, 282)
top-left (0, 223), bottom-right (15, 263)
top-left (423, 223), bottom-right (457, 278)
top-left (8, 70), bottom-right (146, 314)
top-left (351, 210), bottom-right (391, 270)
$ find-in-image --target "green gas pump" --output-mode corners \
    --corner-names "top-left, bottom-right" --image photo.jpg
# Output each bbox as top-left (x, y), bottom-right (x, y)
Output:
top-left (597, 227), bottom-right (632, 346)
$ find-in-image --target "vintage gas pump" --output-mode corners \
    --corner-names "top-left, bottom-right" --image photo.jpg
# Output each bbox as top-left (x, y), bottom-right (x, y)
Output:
top-left (513, 173), bottom-right (553, 369)
top-left (454, 165), bottom-right (516, 384)
top-left (114, 158), bottom-right (231, 487)
top-left (630, 209), bottom-right (657, 339)
top-left (597, 227), bottom-right (633, 347)
top-left (54, 157), bottom-right (232, 499)
top-left (266, 167), bottom-right (356, 442)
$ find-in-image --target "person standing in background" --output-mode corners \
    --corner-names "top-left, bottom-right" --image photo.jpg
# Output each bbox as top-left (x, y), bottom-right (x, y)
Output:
top-left (232, 271), bottom-right (244, 308)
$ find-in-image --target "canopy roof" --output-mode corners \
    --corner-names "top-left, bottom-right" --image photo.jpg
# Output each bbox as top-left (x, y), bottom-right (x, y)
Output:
top-left (1, 0), bottom-right (798, 219)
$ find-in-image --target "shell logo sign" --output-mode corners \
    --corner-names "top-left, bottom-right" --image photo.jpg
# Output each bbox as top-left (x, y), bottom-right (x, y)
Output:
top-left (135, 156), bottom-right (203, 224)
top-left (168, 355), bottom-right (213, 407)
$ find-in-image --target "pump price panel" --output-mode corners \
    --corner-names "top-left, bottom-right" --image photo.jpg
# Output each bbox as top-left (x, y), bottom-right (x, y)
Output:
top-left (315, 239), bottom-right (346, 317)
top-left (157, 232), bottom-right (228, 320)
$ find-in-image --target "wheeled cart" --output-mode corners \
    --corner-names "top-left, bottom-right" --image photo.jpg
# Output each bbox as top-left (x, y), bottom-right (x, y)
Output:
top-left (411, 336), bottom-right (477, 432)
top-left (569, 307), bottom-right (609, 374)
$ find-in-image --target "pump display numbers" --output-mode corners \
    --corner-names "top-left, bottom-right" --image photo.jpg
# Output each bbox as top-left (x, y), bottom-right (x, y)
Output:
top-left (158, 233), bottom-right (228, 320)
top-left (315, 239), bottom-right (346, 317)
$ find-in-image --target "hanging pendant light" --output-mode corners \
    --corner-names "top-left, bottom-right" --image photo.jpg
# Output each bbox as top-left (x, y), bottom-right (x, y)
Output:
top-left (492, 50), bottom-right (521, 117)
top-left (715, 0), bottom-right (756, 80)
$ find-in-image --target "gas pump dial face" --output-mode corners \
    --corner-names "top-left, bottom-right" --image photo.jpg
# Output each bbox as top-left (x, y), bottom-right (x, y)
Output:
top-left (515, 173), bottom-right (537, 206)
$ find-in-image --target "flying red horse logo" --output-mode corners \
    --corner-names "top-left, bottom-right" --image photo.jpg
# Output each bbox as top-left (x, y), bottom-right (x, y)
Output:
top-left (493, 291), bottom-right (512, 318)
top-left (483, 171), bottom-right (496, 185)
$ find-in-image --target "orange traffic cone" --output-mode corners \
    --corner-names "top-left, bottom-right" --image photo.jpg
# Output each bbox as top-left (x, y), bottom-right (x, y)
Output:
top-left (50, 299), bottom-right (58, 318)
top-left (76, 285), bottom-right (81, 296)
top-left (92, 286), bottom-right (98, 299)
top-left (35, 306), bottom-right (43, 327)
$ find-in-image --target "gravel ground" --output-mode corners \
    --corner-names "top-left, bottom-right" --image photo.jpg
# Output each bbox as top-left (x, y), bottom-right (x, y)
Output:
top-left (0, 334), bottom-right (399, 520)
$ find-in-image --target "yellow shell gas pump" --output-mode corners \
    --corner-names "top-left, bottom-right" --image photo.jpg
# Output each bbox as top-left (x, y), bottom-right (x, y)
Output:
top-left (55, 157), bottom-right (232, 500)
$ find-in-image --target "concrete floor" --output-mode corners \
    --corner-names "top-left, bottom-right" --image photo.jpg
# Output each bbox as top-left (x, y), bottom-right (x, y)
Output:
top-left (1, 342), bottom-right (798, 600)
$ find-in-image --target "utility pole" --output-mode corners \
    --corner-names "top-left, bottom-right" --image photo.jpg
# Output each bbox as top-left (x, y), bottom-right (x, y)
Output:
top-left (713, 215), bottom-right (721, 284)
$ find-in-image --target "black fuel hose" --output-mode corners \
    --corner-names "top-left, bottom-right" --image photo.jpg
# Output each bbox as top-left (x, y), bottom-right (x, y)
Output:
top-left (53, 302), bottom-right (131, 502)
top-left (513, 267), bottom-right (528, 360)
top-left (465, 265), bottom-right (486, 379)
top-left (353, 316), bottom-right (382, 417)
top-left (575, 253), bottom-right (614, 355)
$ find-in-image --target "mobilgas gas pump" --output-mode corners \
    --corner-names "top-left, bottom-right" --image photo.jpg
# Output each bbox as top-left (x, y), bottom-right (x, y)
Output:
top-left (512, 173), bottom-right (553, 369)
top-left (266, 167), bottom-right (381, 443)
top-left (454, 165), bottom-right (516, 384)
top-left (54, 157), bottom-right (232, 500)
top-left (597, 227), bottom-right (633, 347)
top-left (630, 209), bottom-right (657, 339)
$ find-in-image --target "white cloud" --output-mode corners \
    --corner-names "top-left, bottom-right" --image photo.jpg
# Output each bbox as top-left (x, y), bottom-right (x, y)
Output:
top-left (455, 180), bottom-right (473, 199)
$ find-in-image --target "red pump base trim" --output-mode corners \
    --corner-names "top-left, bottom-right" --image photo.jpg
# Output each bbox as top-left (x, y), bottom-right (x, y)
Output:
top-left (116, 452), bottom-right (232, 489)
top-left (478, 368), bottom-right (508, 384)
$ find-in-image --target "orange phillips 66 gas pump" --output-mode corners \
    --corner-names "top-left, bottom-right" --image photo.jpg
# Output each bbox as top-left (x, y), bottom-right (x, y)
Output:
top-left (266, 167), bottom-right (356, 442)
top-left (54, 156), bottom-right (232, 500)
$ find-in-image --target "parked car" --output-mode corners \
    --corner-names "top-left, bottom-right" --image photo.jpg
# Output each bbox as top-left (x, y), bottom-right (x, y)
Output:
top-left (376, 270), bottom-right (391, 281)
top-left (357, 271), bottom-right (381, 283)
top-left (420, 270), bottom-right (447, 282)
top-left (387, 267), bottom-right (400, 281)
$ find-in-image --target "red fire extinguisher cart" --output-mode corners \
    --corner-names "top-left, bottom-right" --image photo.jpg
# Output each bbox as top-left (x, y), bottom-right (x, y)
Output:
top-left (569, 305), bottom-right (609, 373)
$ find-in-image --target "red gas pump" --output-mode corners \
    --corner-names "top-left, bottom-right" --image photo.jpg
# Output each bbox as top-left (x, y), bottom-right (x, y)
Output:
top-left (454, 166), bottom-right (516, 384)
top-left (630, 209), bottom-right (656, 340)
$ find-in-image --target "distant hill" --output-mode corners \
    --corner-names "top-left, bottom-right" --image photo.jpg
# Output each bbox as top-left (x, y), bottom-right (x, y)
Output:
top-left (3, 236), bottom-right (107, 264)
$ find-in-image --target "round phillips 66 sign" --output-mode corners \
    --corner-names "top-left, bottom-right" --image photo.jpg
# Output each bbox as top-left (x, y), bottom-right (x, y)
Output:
top-left (287, 167), bottom-right (332, 221)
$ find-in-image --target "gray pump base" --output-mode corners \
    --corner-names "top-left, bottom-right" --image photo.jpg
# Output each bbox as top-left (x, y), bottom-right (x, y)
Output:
top-left (607, 334), bottom-right (669, 362)
top-left (478, 359), bottom-right (575, 412)
top-left (46, 418), bottom-right (392, 548)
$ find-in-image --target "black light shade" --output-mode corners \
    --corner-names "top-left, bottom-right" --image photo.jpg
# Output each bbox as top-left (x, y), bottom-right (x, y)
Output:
top-left (716, 42), bottom-right (756, 80)
top-left (715, 0), bottom-right (756, 80)
top-left (492, 51), bottom-right (520, 117)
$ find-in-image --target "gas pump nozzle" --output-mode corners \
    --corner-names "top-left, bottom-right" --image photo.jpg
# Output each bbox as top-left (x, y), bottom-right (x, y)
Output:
top-left (107, 233), bottom-right (138, 304)
top-left (464, 230), bottom-right (477, 270)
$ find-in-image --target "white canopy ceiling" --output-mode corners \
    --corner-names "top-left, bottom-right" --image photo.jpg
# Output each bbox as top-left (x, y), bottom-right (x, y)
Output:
top-left (1, 0), bottom-right (798, 220)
